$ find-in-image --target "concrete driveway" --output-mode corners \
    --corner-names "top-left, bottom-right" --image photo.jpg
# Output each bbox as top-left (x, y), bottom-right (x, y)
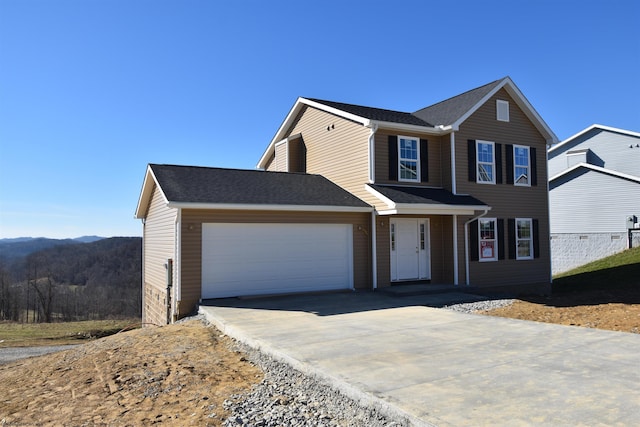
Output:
top-left (200, 291), bottom-right (640, 426)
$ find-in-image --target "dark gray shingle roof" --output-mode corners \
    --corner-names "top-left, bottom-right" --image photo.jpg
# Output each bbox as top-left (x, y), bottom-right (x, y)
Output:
top-left (150, 164), bottom-right (371, 208)
top-left (306, 98), bottom-right (433, 127)
top-left (368, 184), bottom-right (487, 206)
top-left (412, 79), bottom-right (503, 126)
top-left (307, 78), bottom-right (505, 129)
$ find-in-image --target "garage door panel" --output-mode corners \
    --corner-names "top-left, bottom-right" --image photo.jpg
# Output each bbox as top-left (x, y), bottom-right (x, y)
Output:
top-left (202, 223), bottom-right (353, 299)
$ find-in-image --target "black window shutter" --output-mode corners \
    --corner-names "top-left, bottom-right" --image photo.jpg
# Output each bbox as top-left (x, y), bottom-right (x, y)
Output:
top-left (505, 144), bottom-right (514, 184)
top-left (420, 139), bottom-right (429, 182)
top-left (533, 219), bottom-right (540, 258)
top-left (470, 220), bottom-right (479, 261)
top-left (530, 147), bottom-right (537, 186)
top-left (507, 218), bottom-right (516, 259)
top-left (388, 135), bottom-right (398, 181)
top-left (495, 143), bottom-right (503, 184)
top-left (497, 218), bottom-right (505, 260)
top-left (468, 140), bottom-right (476, 182)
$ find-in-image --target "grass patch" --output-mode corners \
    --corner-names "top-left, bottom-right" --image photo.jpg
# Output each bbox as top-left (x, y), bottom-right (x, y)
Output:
top-left (553, 246), bottom-right (640, 293)
top-left (0, 318), bottom-right (141, 348)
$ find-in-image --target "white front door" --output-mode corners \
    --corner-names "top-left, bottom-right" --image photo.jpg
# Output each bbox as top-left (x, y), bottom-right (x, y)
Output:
top-left (390, 218), bottom-right (431, 281)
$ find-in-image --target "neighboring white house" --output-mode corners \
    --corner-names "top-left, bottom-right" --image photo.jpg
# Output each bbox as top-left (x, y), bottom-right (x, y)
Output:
top-left (548, 124), bottom-right (640, 274)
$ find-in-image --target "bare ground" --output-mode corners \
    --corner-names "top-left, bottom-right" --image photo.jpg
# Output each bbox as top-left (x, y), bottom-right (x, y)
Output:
top-left (1, 288), bottom-right (639, 426)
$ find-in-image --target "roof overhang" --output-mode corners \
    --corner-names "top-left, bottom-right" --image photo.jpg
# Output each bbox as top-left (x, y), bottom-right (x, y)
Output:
top-left (452, 77), bottom-right (558, 145)
top-left (548, 124), bottom-right (640, 154)
top-left (550, 162), bottom-right (640, 184)
top-left (135, 165), bottom-right (170, 219)
top-left (256, 97), bottom-right (448, 169)
top-left (166, 202), bottom-right (373, 213)
top-left (366, 184), bottom-right (490, 216)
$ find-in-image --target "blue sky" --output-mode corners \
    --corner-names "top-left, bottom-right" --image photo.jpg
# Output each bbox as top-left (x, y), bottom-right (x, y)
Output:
top-left (0, 0), bottom-right (638, 239)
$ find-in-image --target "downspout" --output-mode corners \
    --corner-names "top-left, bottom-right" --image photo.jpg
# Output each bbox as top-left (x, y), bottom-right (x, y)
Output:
top-left (371, 211), bottom-right (377, 289)
top-left (368, 124), bottom-right (378, 289)
top-left (464, 209), bottom-right (489, 286)
top-left (546, 143), bottom-right (553, 285)
top-left (173, 209), bottom-right (181, 323)
top-left (452, 214), bottom-right (458, 285)
top-left (450, 132), bottom-right (459, 284)
top-left (368, 124), bottom-right (378, 183)
top-left (450, 132), bottom-right (457, 194)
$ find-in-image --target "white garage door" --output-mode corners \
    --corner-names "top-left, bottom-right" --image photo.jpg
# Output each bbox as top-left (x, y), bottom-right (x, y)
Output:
top-left (202, 223), bottom-right (353, 299)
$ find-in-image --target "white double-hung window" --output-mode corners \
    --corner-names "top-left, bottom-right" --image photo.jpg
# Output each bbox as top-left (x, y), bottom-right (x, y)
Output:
top-left (516, 218), bottom-right (533, 260)
top-left (476, 140), bottom-right (495, 184)
top-left (398, 136), bottom-right (420, 182)
top-left (514, 145), bottom-right (530, 186)
top-left (479, 218), bottom-right (497, 261)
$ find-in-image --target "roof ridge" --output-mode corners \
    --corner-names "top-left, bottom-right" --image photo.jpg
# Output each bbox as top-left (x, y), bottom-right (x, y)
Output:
top-left (149, 163), bottom-right (319, 177)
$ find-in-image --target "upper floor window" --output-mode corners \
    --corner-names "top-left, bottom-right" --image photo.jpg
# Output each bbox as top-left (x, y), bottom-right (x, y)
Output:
top-left (513, 145), bottom-right (530, 186)
top-left (398, 136), bottom-right (420, 182)
top-left (497, 100), bottom-right (509, 122)
top-left (476, 140), bottom-right (495, 184)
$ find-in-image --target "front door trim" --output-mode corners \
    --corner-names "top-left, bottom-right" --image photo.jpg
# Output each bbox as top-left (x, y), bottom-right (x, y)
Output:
top-left (390, 218), bottom-right (431, 281)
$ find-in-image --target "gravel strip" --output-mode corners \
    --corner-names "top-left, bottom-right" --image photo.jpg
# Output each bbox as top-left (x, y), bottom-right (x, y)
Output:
top-left (222, 340), bottom-right (408, 427)
top-left (441, 297), bottom-right (516, 314)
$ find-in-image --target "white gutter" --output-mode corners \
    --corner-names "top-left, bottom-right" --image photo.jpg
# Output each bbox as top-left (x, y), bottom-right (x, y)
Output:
top-left (464, 208), bottom-right (490, 286)
top-left (371, 211), bottom-right (377, 289)
top-left (450, 132), bottom-right (457, 194)
top-left (367, 123), bottom-right (378, 183)
top-left (166, 202), bottom-right (373, 213)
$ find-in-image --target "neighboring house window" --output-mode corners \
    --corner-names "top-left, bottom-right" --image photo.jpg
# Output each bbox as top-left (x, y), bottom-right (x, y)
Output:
top-left (476, 140), bottom-right (495, 184)
top-left (497, 100), bottom-right (509, 122)
top-left (479, 218), bottom-right (497, 261)
top-left (513, 145), bottom-right (530, 186)
top-left (398, 136), bottom-right (420, 182)
top-left (516, 218), bottom-right (533, 260)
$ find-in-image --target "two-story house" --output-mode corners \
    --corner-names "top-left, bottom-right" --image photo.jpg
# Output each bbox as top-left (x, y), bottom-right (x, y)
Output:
top-left (136, 76), bottom-right (557, 325)
top-left (548, 125), bottom-right (640, 274)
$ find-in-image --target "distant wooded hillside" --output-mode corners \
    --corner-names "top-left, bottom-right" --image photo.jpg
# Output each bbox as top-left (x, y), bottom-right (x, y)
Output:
top-left (0, 237), bottom-right (142, 322)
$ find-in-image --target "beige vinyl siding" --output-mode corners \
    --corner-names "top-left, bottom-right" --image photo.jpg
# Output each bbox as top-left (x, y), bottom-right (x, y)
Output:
top-left (274, 141), bottom-right (288, 171)
top-left (374, 131), bottom-right (445, 189)
top-left (375, 214), bottom-right (454, 288)
top-left (178, 209), bottom-right (371, 318)
top-left (454, 88), bottom-right (551, 287)
top-left (264, 153), bottom-right (275, 171)
top-left (142, 184), bottom-right (176, 324)
top-left (287, 107), bottom-right (371, 203)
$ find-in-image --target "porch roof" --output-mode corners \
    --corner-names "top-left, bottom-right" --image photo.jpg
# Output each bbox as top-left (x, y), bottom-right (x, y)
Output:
top-left (366, 184), bottom-right (490, 215)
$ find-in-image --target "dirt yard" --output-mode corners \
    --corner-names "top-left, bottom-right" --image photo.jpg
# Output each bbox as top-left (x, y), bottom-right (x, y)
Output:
top-left (1, 288), bottom-right (638, 426)
top-left (0, 320), bottom-right (262, 426)
top-left (481, 286), bottom-right (640, 333)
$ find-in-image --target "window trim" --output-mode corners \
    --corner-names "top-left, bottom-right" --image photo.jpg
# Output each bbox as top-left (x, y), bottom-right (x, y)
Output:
top-left (497, 100), bottom-right (509, 122)
top-left (397, 135), bottom-right (420, 183)
top-left (476, 140), bottom-right (496, 185)
top-left (515, 218), bottom-right (533, 260)
top-left (478, 217), bottom-right (498, 262)
top-left (513, 144), bottom-right (531, 187)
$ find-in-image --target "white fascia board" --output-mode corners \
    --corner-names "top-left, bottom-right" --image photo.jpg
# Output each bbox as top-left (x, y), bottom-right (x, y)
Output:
top-left (302, 98), bottom-right (371, 127)
top-left (365, 184), bottom-right (396, 208)
top-left (135, 165), bottom-right (170, 219)
top-left (372, 121), bottom-right (449, 135)
top-left (548, 124), bottom-right (640, 154)
top-left (377, 206), bottom-right (485, 216)
top-left (549, 162), bottom-right (640, 183)
top-left (166, 202), bottom-right (373, 213)
top-left (452, 77), bottom-right (558, 144)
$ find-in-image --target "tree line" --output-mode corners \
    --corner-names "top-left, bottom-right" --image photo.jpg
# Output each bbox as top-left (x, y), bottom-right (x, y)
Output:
top-left (0, 237), bottom-right (142, 322)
